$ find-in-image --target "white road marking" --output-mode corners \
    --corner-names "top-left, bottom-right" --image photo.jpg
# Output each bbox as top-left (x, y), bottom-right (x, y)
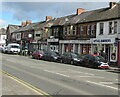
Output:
top-left (99, 82), bottom-right (114, 84)
top-left (68, 69), bottom-right (95, 76)
top-left (86, 80), bottom-right (119, 90)
top-left (74, 76), bottom-right (104, 78)
top-left (44, 70), bottom-right (69, 77)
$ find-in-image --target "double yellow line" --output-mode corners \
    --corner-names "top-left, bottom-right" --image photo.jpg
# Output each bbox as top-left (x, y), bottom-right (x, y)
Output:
top-left (1, 70), bottom-right (52, 97)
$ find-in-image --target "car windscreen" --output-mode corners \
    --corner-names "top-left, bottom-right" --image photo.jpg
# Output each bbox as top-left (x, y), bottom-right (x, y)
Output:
top-left (50, 52), bottom-right (58, 56)
top-left (95, 56), bottom-right (105, 61)
top-left (11, 45), bottom-right (20, 48)
top-left (71, 53), bottom-right (82, 58)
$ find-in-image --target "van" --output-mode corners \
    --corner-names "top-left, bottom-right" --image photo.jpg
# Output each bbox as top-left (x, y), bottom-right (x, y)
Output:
top-left (7, 43), bottom-right (20, 54)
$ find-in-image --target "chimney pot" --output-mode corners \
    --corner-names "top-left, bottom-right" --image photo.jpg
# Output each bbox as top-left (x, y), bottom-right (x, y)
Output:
top-left (21, 22), bottom-right (26, 26)
top-left (76, 8), bottom-right (86, 15)
top-left (109, 2), bottom-right (117, 8)
top-left (46, 16), bottom-right (52, 21)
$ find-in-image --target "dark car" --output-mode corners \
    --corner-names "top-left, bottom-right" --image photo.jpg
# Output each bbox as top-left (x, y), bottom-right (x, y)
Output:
top-left (32, 50), bottom-right (45, 60)
top-left (61, 52), bottom-right (83, 65)
top-left (82, 54), bottom-right (110, 69)
top-left (43, 51), bottom-right (61, 62)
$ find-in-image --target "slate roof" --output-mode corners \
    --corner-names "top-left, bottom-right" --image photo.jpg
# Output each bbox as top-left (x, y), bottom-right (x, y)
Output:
top-left (13, 22), bottom-right (41, 32)
top-left (77, 4), bottom-right (120, 23)
top-left (7, 25), bottom-right (21, 33)
top-left (52, 14), bottom-right (77, 26)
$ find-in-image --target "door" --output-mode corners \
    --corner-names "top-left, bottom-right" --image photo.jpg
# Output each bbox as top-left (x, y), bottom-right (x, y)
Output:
top-left (105, 45), bottom-right (110, 61)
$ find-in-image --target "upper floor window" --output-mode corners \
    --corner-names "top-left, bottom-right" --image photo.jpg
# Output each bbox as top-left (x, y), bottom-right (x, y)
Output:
top-left (63, 27), bottom-right (67, 36)
top-left (87, 25), bottom-right (91, 35)
top-left (80, 26), bottom-right (84, 35)
top-left (91, 25), bottom-right (96, 35)
top-left (114, 21), bottom-right (117, 33)
top-left (67, 26), bottom-right (71, 35)
top-left (72, 26), bottom-right (76, 35)
top-left (109, 22), bottom-right (112, 34)
top-left (99, 23), bottom-right (104, 35)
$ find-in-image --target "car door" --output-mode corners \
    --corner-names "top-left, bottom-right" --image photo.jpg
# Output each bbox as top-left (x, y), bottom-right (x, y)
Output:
top-left (67, 53), bottom-right (72, 63)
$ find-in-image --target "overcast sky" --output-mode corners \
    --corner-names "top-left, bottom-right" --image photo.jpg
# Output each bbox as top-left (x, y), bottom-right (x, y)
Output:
top-left (0, 2), bottom-right (111, 28)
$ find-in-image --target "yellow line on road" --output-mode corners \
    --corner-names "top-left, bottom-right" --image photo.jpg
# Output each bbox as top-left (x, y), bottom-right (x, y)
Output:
top-left (1, 70), bottom-right (52, 97)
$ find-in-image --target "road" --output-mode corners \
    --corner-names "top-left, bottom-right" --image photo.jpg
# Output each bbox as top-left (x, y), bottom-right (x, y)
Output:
top-left (1, 53), bottom-right (119, 96)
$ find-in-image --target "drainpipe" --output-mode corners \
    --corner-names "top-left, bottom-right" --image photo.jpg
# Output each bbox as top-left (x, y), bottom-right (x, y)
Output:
top-left (117, 38), bottom-right (120, 67)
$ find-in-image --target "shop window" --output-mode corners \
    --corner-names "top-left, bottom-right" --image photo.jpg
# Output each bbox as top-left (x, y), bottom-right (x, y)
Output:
top-left (99, 23), bottom-right (104, 35)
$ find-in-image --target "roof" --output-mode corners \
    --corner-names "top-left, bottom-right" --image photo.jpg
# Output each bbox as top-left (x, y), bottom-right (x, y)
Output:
top-left (34, 20), bottom-right (54, 30)
top-left (13, 22), bottom-right (41, 32)
top-left (77, 4), bottom-right (120, 23)
top-left (7, 24), bottom-right (21, 33)
top-left (64, 11), bottom-right (93, 25)
top-left (0, 28), bottom-right (6, 35)
top-left (52, 14), bottom-right (76, 26)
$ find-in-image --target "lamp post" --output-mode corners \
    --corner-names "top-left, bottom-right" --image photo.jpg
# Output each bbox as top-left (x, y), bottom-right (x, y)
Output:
top-left (117, 33), bottom-right (120, 67)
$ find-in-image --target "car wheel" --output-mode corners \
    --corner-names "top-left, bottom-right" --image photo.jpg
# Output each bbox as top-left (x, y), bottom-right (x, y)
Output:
top-left (38, 56), bottom-right (40, 60)
top-left (70, 60), bottom-right (74, 65)
top-left (60, 59), bottom-right (63, 63)
top-left (32, 55), bottom-right (34, 59)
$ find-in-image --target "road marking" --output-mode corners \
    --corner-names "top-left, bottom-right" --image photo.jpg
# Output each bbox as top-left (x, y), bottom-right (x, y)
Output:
top-left (86, 80), bottom-right (119, 90)
top-left (1, 70), bottom-right (52, 96)
top-left (68, 69), bottom-right (95, 76)
top-left (99, 82), bottom-right (114, 84)
top-left (44, 70), bottom-right (70, 77)
top-left (74, 76), bottom-right (104, 78)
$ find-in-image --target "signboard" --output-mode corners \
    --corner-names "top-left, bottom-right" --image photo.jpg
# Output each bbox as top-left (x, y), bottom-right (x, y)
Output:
top-left (47, 38), bottom-right (59, 42)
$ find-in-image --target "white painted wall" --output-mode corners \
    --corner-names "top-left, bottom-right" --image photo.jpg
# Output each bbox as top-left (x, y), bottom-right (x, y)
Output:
top-left (0, 35), bottom-right (6, 45)
top-left (96, 19), bottom-right (120, 39)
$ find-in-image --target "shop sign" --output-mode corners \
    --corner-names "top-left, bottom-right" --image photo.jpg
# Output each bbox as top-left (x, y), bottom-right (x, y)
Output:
top-left (114, 42), bottom-right (117, 46)
top-left (47, 38), bottom-right (59, 42)
top-left (91, 38), bottom-right (115, 44)
top-left (30, 40), bottom-right (37, 43)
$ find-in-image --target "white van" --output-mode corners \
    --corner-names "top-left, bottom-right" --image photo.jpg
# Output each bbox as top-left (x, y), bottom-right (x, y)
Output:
top-left (7, 43), bottom-right (20, 54)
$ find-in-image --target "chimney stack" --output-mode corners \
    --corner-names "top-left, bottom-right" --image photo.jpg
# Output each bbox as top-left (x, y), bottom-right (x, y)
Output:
top-left (21, 22), bottom-right (26, 26)
top-left (76, 8), bottom-right (86, 15)
top-left (26, 20), bottom-right (32, 25)
top-left (46, 16), bottom-right (52, 21)
top-left (109, 2), bottom-right (117, 8)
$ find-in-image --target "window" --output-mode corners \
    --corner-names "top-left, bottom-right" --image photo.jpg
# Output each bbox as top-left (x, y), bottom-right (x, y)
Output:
top-left (67, 26), bottom-right (71, 35)
top-left (64, 27), bottom-right (67, 35)
top-left (36, 34), bottom-right (40, 37)
top-left (114, 21), bottom-right (117, 33)
top-left (72, 26), bottom-right (76, 35)
top-left (91, 25), bottom-right (95, 35)
top-left (87, 25), bottom-right (91, 35)
top-left (99, 23), bottom-right (104, 35)
top-left (80, 26), bottom-right (84, 35)
top-left (109, 22), bottom-right (112, 34)
top-left (55, 28), bottom-right (59, 37)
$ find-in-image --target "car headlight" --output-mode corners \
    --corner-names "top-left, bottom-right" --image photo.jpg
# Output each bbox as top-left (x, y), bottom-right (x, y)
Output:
top-left (74, 58), bottom-right (80, 61)
top-left (54, 57), bottom-right (58, 59)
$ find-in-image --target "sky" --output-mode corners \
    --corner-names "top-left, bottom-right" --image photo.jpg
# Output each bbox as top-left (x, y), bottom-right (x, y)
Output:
top-left (0, 1), bottom-right (116, 28)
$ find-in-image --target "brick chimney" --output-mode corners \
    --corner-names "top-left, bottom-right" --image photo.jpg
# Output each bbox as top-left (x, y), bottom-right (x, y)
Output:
top-left (76, 8), bottom-right (86, 15)
top-left (26, 20), bottom-right (32, 25)
top-left (21, 21), bottom-right (26, 26)
top-left (46, 16), bottom-right (52, 21)
top-left (109, 2), bottom-right (117, 8)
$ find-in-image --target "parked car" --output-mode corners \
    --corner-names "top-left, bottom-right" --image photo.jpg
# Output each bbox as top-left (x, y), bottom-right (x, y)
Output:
top-left (1, 46), bottom-right (7, 53)
top-left (82, 54), bottom-right (110, 69)
top-left (61, 52), bottom-right (83, 65)
top-left (6, 43), bottom-right (20, 54)
top-left (43, 51), bottom-right (61, 62)
top-left (32, 50), bottom-right (46, 59)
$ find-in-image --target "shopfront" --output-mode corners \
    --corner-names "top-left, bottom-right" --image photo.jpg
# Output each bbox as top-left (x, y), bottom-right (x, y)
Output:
top-left (91, 38), bottom-right (117, 63)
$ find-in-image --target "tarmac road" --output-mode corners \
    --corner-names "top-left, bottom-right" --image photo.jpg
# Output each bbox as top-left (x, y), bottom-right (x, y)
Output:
top-left (1, 53), bottom-right (119, 96)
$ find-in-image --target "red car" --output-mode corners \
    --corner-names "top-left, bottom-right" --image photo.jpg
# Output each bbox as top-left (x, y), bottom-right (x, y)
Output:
top-left (82, 54), bottom-right (110, 69)
top-left (32, 50), bottom-right (45, 60)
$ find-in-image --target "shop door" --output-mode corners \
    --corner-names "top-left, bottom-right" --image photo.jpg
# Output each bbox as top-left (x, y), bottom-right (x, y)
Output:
top-left (105, 45), bottom-right (110, 61)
